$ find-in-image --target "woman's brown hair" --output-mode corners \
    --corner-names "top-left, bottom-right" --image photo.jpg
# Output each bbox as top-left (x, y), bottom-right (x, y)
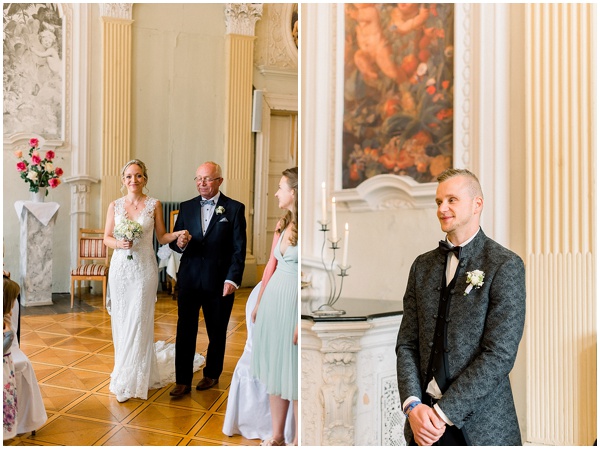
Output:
top-left (4, 276), bottom-right (20, 328)
top-left (278, 167), bottom-right (298, 246)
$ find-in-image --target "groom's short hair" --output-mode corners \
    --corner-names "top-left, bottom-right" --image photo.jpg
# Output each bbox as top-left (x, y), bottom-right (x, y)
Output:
top-left (437, 168), bottom-right (483, 199)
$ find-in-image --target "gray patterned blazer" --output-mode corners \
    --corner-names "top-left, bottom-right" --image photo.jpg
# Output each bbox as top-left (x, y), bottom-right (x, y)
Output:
top-left (396, 229), bottom-right (525, 445)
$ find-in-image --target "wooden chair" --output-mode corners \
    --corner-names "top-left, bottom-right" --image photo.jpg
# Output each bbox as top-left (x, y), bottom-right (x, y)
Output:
top-left (70, 228), bottom-right (109, 308)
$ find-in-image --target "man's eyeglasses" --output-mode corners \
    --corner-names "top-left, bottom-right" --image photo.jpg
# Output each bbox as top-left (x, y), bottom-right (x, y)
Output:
top-left (194, 176), bottom-right (222, 184)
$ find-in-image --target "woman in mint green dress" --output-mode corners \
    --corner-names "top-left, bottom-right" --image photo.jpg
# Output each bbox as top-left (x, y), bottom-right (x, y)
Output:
top-left (251, 167), bottom-right (298, 446)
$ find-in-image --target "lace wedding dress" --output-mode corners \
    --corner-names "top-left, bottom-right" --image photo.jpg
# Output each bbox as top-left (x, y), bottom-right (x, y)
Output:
top-left (107, 197), bottom-right (203, 400)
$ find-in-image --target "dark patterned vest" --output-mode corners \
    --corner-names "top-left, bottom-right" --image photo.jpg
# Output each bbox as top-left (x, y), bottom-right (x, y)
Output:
top-left (426, 267), bottom-right (457, 395)
top-left (423, 262), bottom-right (469, 446)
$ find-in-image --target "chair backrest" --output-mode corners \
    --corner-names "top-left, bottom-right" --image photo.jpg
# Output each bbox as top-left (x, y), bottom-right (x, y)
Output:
top-left (78, 228), bottom-right (109, 265)
top-left (170, 210), bottom-right (179, 232)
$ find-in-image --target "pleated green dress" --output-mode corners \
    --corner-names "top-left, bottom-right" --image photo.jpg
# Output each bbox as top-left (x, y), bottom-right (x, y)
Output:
top-left (251, 232), bottom-right (298, 401)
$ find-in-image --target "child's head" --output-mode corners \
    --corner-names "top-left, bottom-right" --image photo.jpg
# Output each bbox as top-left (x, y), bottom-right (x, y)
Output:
top-left (4, 277), bottom-right (19, 327)
top-left (39, 30), bottom-right (56, 48)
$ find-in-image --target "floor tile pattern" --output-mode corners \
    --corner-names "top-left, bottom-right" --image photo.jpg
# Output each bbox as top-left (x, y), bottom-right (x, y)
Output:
top-left (4, 289), bottom-right (260, 446)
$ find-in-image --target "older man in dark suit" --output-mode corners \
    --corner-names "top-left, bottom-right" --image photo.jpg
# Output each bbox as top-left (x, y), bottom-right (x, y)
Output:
top-left (169, 161), bottom-right (246, 397)
top-left (396, 168), bottom-right (525, 445)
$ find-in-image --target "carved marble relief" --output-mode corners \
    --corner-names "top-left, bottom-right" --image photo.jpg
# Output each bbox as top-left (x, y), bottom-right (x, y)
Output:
top-left (3, 3), bottom-right (64, 139)
top-left (254, 4), bottom-right (298, 73)
top-left (382, 374), bottom-right (406, 445)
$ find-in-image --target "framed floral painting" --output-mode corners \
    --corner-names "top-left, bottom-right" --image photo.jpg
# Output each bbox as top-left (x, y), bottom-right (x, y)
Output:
top-left (342, 4), bottom-right (454, 188)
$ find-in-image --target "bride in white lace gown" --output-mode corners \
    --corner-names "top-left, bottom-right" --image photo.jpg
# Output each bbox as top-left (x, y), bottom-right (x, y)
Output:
top-left (103, 160), bottom-right (203, 403)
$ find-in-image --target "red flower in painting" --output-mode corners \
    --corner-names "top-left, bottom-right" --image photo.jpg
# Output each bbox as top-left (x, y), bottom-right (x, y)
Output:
top-left (400, 54), bottom-right (418, 77)
top-left (16, 161), bottom-right (27, 172)
top-left (349, 163), bottom-right (360, 181)
top-left (418, 49), bottom-right (431, 63)
top-left (383, 98), bottom-right (401, 117)
top-left (426, 85), bottom-right (436, 95)
top-left (436, 109), bottom-right (453, 120)
top-left (45, 150), bottom-right (55, 160)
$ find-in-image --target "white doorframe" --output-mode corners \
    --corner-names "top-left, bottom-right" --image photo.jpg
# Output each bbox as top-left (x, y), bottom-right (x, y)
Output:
top-left (253, 92), bottom-right (298, 264)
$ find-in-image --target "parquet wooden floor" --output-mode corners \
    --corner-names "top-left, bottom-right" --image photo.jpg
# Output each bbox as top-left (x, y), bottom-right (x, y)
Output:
top-left (4, 289), bottom-right (260, 446)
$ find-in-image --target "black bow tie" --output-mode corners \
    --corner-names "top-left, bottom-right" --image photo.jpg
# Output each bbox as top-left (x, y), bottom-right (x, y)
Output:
top-left (438, 240), bottom-right (462, 259)
top-left (200, 199), bottom-right (215, 207)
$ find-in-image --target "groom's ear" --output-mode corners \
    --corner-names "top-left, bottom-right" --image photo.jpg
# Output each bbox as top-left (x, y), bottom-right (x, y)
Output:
top-left (473, 195), bottom-right (483, 215)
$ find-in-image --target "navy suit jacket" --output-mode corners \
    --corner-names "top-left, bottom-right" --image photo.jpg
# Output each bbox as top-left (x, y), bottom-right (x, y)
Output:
top-left (396, 229), bottom-right (525, 445)
top-left (169, 193), bottom-right (246, 295)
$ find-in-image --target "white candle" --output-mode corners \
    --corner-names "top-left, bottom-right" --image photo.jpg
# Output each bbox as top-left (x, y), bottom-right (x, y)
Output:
top-left (342, 223), bottom-right (349, 267)
top-left (331, 197), bottom-right (337, 241)
top-left (321, 182), bottom-right (327, 223)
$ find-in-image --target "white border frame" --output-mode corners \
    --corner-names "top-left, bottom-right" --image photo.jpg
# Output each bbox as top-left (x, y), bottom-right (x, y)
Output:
top-left (253, 92), bottom-right (298, 264)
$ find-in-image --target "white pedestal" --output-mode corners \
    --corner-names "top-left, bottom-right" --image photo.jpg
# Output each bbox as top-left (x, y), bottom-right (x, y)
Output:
top-left (15, 201), bottom-right (60, 306)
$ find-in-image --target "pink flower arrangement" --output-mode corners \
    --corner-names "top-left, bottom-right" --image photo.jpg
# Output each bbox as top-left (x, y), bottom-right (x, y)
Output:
top-left (15, 138), bottom-right (64, 195)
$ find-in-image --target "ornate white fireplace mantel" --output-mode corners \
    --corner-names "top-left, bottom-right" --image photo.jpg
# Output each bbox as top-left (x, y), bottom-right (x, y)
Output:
top-left (301, 299), bottom-right (405, 446)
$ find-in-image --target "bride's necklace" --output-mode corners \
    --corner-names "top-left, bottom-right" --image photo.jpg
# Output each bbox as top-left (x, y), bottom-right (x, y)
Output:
top-left (128, 196), bottom-right (144, 210)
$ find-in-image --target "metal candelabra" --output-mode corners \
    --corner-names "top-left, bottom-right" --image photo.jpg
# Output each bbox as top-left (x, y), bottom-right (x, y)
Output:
top-left (312, 220), bottom-right (350, 316)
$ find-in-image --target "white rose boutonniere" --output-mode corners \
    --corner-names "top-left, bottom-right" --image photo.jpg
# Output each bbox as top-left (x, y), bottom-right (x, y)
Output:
top-left (216, 206), bottom-right (225, 215)
top-left (464, 270), bottom-right (485, 296)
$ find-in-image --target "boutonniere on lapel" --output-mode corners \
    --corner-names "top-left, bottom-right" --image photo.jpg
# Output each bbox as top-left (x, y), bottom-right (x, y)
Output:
top-left (464, 270), bottom-right (485, 296)
top-left (216, 206), bottom-right (225, 215)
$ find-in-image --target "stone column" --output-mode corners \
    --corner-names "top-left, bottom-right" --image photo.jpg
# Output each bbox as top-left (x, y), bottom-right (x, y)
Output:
top-left (525, 4), bottom-right (595, 445)
top-left (15, 202), bottom-right (60, 306)
top-left (99, 3), bottom-right (133, 216)
top-left (66, 4), bottom-right (99, 270)
top-left (223, 3), bottom-right (263, 286)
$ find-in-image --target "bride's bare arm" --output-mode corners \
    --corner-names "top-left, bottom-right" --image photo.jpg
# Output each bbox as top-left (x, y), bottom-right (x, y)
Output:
top-left (154, 200), bottom-right (188, 244)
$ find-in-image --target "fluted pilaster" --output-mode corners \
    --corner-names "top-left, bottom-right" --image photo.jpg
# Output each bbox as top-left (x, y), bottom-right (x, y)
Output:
top-left (525, 4), bottom-right (595, 445)
top-left (100, 5), bottom-right (133, 215)
top-left (223, 4), bottom-right (262, 285)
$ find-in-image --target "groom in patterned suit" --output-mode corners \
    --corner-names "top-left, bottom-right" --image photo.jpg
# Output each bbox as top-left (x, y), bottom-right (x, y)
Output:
top-left (169, 161), bottom-right (246, 397)
top-left (396, 169), bottom-right (526, 445)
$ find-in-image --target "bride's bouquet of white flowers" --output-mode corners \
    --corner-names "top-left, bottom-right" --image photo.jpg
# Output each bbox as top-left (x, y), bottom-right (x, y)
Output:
top-left (113, 219), bottom-right (143, 260)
